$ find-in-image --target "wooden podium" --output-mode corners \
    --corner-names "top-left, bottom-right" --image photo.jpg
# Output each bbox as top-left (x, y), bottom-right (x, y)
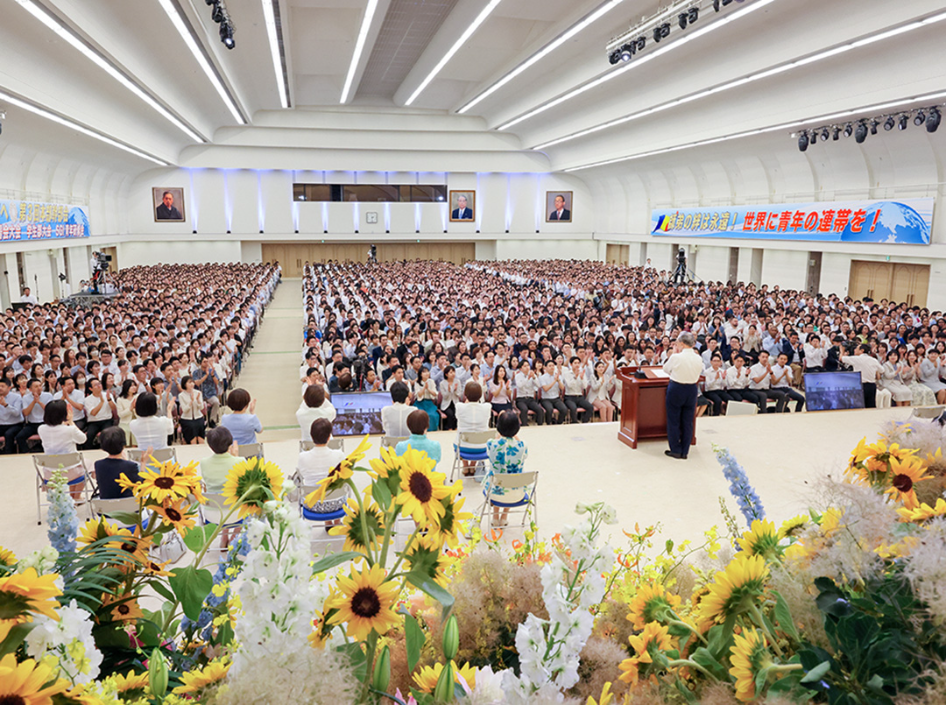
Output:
top-left (616, 366), bottom-right (698, 449)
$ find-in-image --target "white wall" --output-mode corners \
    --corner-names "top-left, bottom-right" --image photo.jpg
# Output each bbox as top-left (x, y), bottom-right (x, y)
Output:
top-left (117, 240), bottom-right (243, 268)
top-left (494, 239), bottom-right (599, 261)
top-left (692, 245), bottom-right (729, 283)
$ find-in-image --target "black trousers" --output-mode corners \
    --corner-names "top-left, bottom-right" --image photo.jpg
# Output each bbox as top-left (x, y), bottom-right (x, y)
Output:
top-left (540, 398), bottom-right (568, 424)
top-left (863, 382), bottom-right (877, 408)
top-left (703, 389), bottom-right (736, 416)
top-left (0, 423), bottom-right (23, 454)
top-left (666, 381), bottom-right (698, 457)
top-left (761, 389), bottom-right (788, 413)
top-left (771, 386), bottom-right (806, 412)
top-left (83, 419), bottom-right (115, 449)
top-left (729, 389), bottom-right (768, 412)
top-left (440, 403), bottom-right (457, 431)
top-left (15, 422), bottom-right (41, 454)
top-left (516, 397), bottom-right (545, 426)
top-left (564, 395), bottom-right (593, 423)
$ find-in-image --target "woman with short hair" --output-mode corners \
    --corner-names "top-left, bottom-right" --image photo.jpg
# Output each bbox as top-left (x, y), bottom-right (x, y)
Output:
top-left (296, 384), bottom-right (337, 441)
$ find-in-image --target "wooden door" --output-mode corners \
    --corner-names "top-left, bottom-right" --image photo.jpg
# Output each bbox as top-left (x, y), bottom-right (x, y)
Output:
top-left (102, 246), bottom-right (118, 272)
top-left (890, 263), bottom-right (930, 307)
top-left (849, 260), bottom-right (893, 301)
top-left (606, 244), bottom-right (628, 265)
top-left (806, 251), bottom-right (823, 296)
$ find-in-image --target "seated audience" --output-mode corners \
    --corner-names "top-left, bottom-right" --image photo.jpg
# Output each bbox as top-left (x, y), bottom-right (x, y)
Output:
top-left (199, 426), bottom-right (240, 494)
top-left (178, 376), bottom-right (206, 444)
top-left (395, 410), bottom-right (442, 467)
top-left (455, 381), bottom-right (492, 477)
top-left (221, 388), bottom-right (262, 445)
top-left (94, 427), bottom-right (141, 500)
top-left (297, 418), bottom-right (347, 521)
top-left (296, 384), bottom-right (337, 440)
top-left (381, 381), bottom-right (413, 438)
top-left (129, 392), bottom-right (174, 450)
top-left (412, 367), bottom-right (440, 432)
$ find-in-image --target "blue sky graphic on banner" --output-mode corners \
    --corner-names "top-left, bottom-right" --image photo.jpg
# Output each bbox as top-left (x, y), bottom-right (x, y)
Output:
top-left (651, 198), bottom-right (933, 245)
top-left (0, 200), bottom-right (90, 242)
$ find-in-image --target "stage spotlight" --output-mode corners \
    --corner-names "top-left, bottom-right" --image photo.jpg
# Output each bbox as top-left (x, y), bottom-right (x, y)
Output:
top-left (884, 116), bottom-right (895, 131)
top-left (821, 128), bottom-right (829, 141)
top-left (870, 120), bottom-right (879, 135)
top-left (927, 108), bottom-right (941, 133)
top-left (797, 131), bottom-right (809, 152)
top-left (204, 0), bottom-right (217, 5)
top-left (832, 127), bottom-right (840, 141)
top-left (809, 131), bottom-right (817, 145)
top-left (843, 124), bottom-right (853, 138)
top-left (898, 114), bottom-right (908, 130)
top-left (220, 22), bottom-right (235, 49)
top-left (914, 111), bottom-right (926, 126)
top-left (619, 43), bottom-right (634, 62)
top-left (855, 122), bottom-right (868, 143)
top-left (211, 3), bottom-right (225, 22)
top-left (608, 51), bottom-right (621, 65)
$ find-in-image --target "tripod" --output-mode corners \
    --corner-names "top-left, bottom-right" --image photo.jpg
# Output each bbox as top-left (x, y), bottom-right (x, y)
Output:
top-left (670, 258), bottom-right (701, 286)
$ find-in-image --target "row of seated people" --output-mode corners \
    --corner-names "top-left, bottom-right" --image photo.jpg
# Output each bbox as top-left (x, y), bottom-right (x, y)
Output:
top-left (0, 262), bottom-right (279, 453)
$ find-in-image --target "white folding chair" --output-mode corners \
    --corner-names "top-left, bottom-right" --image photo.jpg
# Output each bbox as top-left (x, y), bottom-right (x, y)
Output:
top-left (32, 452), bottom-right (94, 525)
top-left (299, 485), bottom-right (349, 551)
top-left (298, 438), bottom-right (345, 453)
top-left (90, 496), bottom-right (139, 519)
top-left (127, 447), bottom-right (178, 465)
top-left (726, 401), bottom-right (759, 416)
top-left (236, 442), bottom-right (264, 460)
top-left (381, 436), bottom-right (408, 449)
top-left (450, 430), bottom-right (496, 483)
top-left (477, 471), bottom-right (539, 532)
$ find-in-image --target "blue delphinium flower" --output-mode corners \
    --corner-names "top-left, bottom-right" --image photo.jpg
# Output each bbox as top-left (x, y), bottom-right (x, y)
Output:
top-left (181, 531), bottom-right (252, 640)
top-left (46, 468), bottom-right (78, 554)
top-left (713, 445), bottom-right (765, 526)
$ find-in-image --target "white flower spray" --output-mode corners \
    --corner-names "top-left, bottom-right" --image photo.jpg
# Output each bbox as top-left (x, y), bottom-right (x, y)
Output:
top-left (25, 599), bottom-right (102, 687)
top-left (502, 502), bottom-right (616, 703)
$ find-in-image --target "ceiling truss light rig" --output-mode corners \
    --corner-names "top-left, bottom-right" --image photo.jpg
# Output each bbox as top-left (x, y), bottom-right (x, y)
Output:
top-left (796, 105), bottom-right (942, 151)
top-left (205, 0), bottom-right (236, 49)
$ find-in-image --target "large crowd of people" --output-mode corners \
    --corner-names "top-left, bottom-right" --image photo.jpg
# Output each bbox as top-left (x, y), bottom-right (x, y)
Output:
top-left (0, 262), bottom-right (279, 454)
top-left (298, 258), bottom-right (946, 429)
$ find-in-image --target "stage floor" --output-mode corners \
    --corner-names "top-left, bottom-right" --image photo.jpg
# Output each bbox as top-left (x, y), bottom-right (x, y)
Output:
top-left (0, 407), bottom-right (912, 559)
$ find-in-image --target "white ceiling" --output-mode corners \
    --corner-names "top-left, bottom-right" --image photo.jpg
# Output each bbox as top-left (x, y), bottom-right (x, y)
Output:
top-left (0, 0), bottom-right (944, 189)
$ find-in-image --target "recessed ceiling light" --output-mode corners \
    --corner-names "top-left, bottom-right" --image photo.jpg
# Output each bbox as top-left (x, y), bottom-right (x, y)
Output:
top-left (341, 0), bottom-right (381, 103)
top-left (261, 0), bottom-right (290, 108)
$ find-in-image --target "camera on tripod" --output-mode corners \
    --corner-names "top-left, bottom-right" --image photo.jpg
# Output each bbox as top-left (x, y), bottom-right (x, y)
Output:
top-left (93, 251), bottom-right (112, 270)
top-left (676, 247), bottom-right (686, 264)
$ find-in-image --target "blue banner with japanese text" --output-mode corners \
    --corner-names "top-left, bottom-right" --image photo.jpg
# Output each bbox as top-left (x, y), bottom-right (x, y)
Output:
top-left (0, 200), bottom-right (90, 242)
top-left (651, 198), bottom-right (933, 245)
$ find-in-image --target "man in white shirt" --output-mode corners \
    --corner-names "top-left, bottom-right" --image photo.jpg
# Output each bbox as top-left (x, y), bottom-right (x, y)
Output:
top-left (562, 357), bottom-right (593, 423)
top-left (771, 352), bottom-right (806, 412)
top-left (19, 287), bottom-right (38, 305)
top-left (54, 376), bottom-right (86, 431)
top-left (803, 335), bottom-right (827, 372)
top-left (538, 361), bottom-right (568, 425)
top-left (748, 351), bottom-right (787, 413)
top-left (0, 379), bottom-right (23, 454)
top-left (842, 344), bottom-right (883, 408)
top-left (514, 360), bottom-right (545, 426)
top-left (381, 381), bottom-right (412, 438)
top-left (662, 332), bottom-right (703, 460)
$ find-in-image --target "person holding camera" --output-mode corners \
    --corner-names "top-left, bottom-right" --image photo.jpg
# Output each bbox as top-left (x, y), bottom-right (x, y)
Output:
top-left (841, 344), bottom-right (883, 408)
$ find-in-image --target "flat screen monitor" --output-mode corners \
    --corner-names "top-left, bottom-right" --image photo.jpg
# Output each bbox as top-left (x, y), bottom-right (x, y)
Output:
top-left (804, 371), bottom-right (865, 411)
top-left (330, 391), bottom-right (392, 436)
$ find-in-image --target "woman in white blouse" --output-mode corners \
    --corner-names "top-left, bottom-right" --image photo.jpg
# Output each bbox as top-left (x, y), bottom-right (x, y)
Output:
top-left (38, 400), bottom-right (87, 498)
top-left (587, 360), bottom-right (615, 422)
top-left (438, 366), bottom-right (461, 431)
top-left (455, 381), bottom-right (492, 477)
top-left (178, 376), bottom-right (206, 444)
top-left (879, 350), bottom-right (912, 406)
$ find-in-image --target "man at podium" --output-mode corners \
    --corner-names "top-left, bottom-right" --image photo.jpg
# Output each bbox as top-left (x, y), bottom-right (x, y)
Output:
top-left (662, 333), bottom-right (702, 460)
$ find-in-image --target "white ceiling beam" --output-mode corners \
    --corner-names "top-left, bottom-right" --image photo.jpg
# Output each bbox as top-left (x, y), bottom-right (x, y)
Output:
top-left (340, 0), bottom-right (393, 104)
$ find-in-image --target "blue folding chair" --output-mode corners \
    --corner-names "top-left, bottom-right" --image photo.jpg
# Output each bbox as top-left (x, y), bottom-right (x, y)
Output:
top-left (450, 430), bottom-right (496, 482)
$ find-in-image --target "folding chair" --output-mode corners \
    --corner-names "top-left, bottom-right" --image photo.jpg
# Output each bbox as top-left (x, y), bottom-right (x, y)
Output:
top-left (477, 471), bottom-right (538, 532)
top-left (450, 430), bottom-right (496, 483)
top-left (236, 442), bottom-right (264, 460)
top-left (32, 452), bottom-right (94, 525)
top-left (201, 492), bottom-right (244, 554)
top-left (90, 497), bottom-right (140, 530)
top-left (127, 447), bottom-right (178, 465)
top-left (299, 485), bottom-right (349, 551)
top-left (299, 438), bottom-right (345, 453)
top-left (726, 401), bottom-right (759, 416)
top-left (381, 436), bottom-right (408, 449)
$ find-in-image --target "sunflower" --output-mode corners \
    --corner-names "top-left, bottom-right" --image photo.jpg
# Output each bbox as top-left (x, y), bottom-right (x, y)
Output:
top-left (223, 458), bottom-right (284, 518)
top-left (395, 448), bottom-right (452, 526)
top-left (617, 655), bottom-right (640, 685)
top-left (426, 492), bottom-right (473, 549)
top-left (697, 553), bottom-right (769, 626)
top-left (626, 583), bottom-right (682, 630)
top-left (153, 500), bottom-right (197, 533)
top-left (101, 595), bottom-right (144, 622)
top-left (368, 445), bottom-right (407, 481)
top-left (884, 456), bottom-right (929, 509)
top-left (328, 496), bottom-right (385, 555)
top-left (777, 515), bottom-right (808, 539)
top-left (737, 519), bottom-right (781, 561)
top-left (0, 568), bottom-right (62, 621)
top-left (0, 653), bottom-right (69, 705)
top-left (729, 627), bottom-right (770, 702)
top-left (110, 669), bottom-right (149, 694)
top-left (413, 661), bottom-right (477, 692)
top-left (898, 498), bottom-right (946, 523)
top-left (403, 535), bottom-right (456, 588)
top-left (324, 563), bottom-right (401, 641)
top-left (77, 517), bottom-right (130, 546)
top-left (628, 621), bottom-right (675, 665)
top-left (172, 658), bottom-right (231, 695)
top-left (133, 462), bottom-right (196, 504)
top-left (307, 436), bottom-right (373, 505)
top-left (587, 682), bottom-right (614, 705)
top-left (819, 507), bottom-right (844, 536)
top-left (0, 547), bottom-right (15, 568)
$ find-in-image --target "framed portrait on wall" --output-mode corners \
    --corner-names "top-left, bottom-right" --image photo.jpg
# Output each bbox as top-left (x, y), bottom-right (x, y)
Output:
top-left (152, 187), bottom-right (186, 222)
top-left (546, 191), bottom-right (573, 223)
top-left (449, 190), bottom-right (476, 222)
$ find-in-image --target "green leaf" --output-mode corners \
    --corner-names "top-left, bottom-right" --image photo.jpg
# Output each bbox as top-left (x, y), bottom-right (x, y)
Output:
top-left (665, 538), bottom-right (674, 554)
top-left (406, 574), bottom-right (454, 621)
top-left (754, 665), bottom-right (771, 694)
top-left (772, 591), bottom-right (800, 641)
top-left (690, 646), bottom-right (727, 680)
top-left (404, 614), bottom-right (424, 673)
top-left (372, 481), bottom-right (393, 512)
top-left (673, 677), bottom-right (698, 703)
top-left (311, 551), bottom-right (363, 575)
top-left (337, 642), bottom-right (368, 681)
top-left (800, 659), bottom-right (831, 684)
top-left (100, 511), bottom-right (141, 526)
top-left (148, 581), bottom-right (177, 604)
top-left (0, 622), bottom-right (36, 658)
top-left (168, 566), bottom-right (213, 621)
top-left (183, 524), bottom-right (218, 553)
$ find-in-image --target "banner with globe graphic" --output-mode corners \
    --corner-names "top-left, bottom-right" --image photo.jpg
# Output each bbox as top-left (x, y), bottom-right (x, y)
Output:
top-left (651, 198), bottom-right (933, 245)
top-left (0, 200), bottom-right (90, 242)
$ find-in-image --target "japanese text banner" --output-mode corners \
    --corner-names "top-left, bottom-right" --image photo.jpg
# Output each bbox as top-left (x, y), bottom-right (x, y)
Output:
top-left (651, 198), bottom-right (933, 245)
top-left (0, 200), bottom-right (90, 242)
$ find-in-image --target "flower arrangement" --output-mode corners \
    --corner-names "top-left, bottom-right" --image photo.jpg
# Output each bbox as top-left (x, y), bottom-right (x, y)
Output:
top-left (0, 425), bottom-right (946, 704)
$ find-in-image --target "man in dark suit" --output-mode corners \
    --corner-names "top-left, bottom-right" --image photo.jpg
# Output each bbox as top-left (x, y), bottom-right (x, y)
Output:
top-left (452, 195), bottom-right (473, 220)
top-left (155, 191), bottom-right (182, 220)
top-left (549, 194), bottom-right (571, 221)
